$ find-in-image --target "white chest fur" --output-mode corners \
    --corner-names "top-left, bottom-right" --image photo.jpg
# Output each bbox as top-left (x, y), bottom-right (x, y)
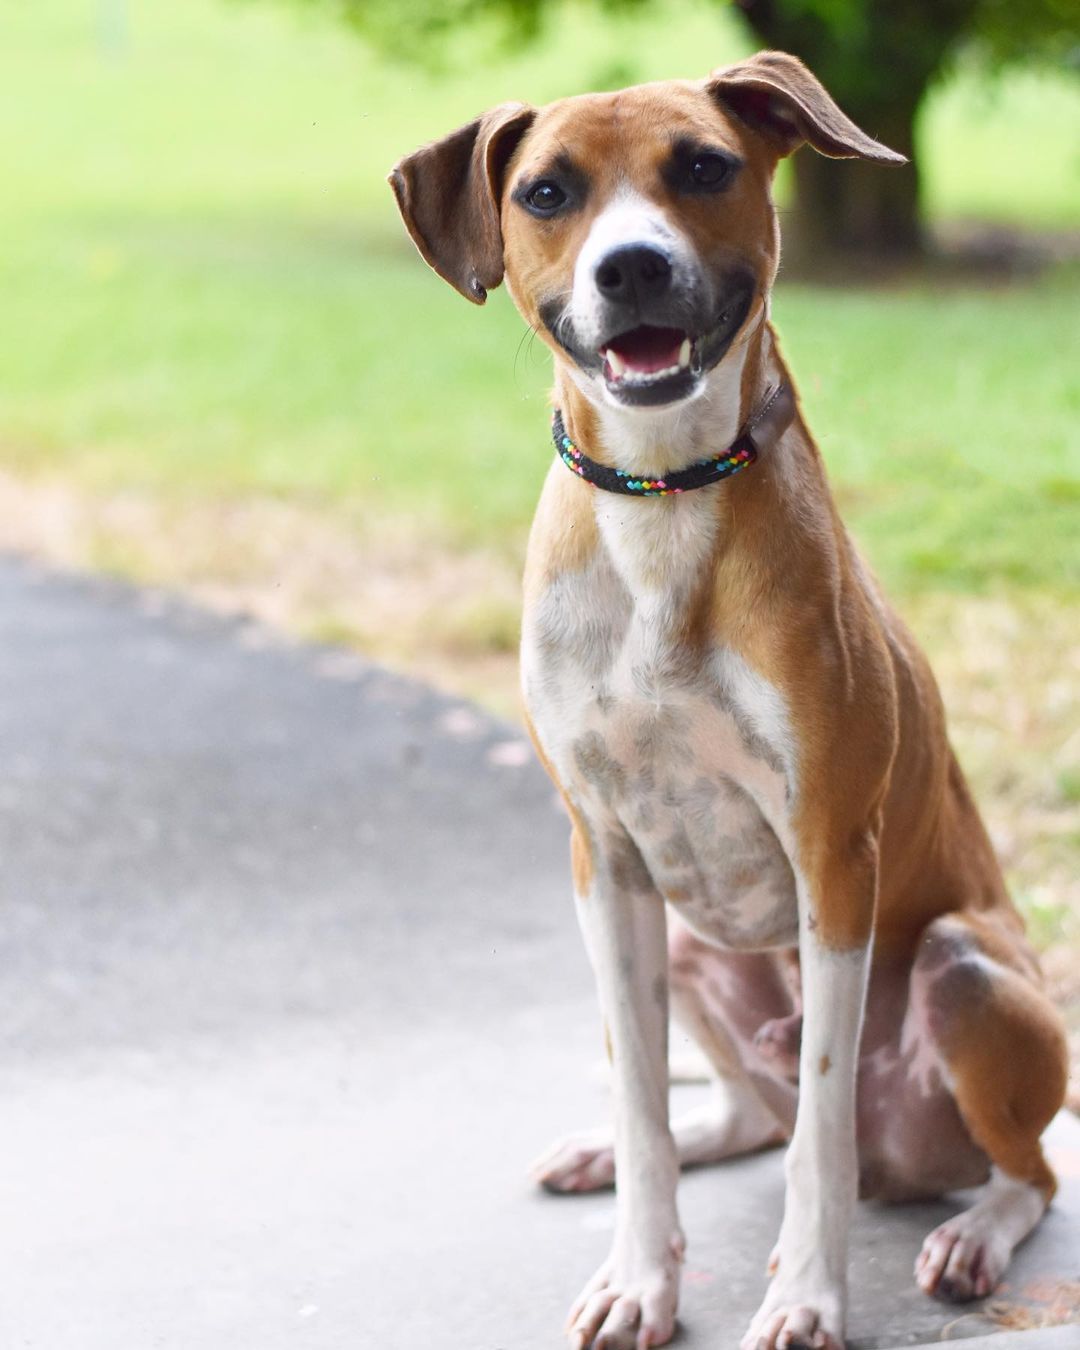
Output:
top-left (595, 490), bottom-right (718, 613)
top-left (523, 490), bottom-right (800, 951)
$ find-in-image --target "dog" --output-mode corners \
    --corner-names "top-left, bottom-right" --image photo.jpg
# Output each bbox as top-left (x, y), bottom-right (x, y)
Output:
top-left (389, 51), bottom-right (1068, 1350)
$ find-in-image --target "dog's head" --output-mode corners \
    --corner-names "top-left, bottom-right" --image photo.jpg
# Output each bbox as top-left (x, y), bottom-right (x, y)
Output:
top-left (390, 52), bottom-right (903, 412)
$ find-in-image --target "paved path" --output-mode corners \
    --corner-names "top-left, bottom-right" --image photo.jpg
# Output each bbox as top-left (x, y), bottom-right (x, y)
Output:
top-left (0, 556), bottom-right (1076, 1350)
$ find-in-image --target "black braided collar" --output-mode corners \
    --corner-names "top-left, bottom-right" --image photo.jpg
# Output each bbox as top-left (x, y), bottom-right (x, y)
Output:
top-left (552, 383), bottom-right (791, 497)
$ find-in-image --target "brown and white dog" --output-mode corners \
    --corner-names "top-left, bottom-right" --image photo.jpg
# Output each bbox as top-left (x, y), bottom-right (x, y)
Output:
top-left (389, 52), bottom-right (1068, 1350)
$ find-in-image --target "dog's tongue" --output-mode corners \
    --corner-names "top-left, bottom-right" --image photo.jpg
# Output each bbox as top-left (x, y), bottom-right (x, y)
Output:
top-left (605, 325), bottom-right (686, 375)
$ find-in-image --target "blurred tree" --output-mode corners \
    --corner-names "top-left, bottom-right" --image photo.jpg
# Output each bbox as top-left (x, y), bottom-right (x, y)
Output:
top-left (730, 0), bottom-right (1077, 262)
top-left (311, 0), bottom-right (1078, 262)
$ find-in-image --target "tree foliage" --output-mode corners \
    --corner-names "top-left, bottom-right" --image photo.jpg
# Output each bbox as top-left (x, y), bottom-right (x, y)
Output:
top-left (303, 0), bottom-right (1077, 258)
top-left (294, 0), bottom-right (1078, 73)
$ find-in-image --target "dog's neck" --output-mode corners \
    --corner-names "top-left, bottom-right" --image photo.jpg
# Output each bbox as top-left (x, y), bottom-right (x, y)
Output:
top-left (555, 306), bottom-right (780, 479)
top-left (550, 315), bottom-right (798, 607)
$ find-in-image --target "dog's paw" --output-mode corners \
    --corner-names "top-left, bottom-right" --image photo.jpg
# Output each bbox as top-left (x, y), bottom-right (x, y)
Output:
top-left (531, 1128), bottom-right (616, 1193)
top-left (914, 1216), bottom-right (1004, 1302)
top-left (740, 1281), bottom-right (844, 1350)
top-left (752, 1013), bottom-right (802, 1079)
top-left (565, 1234), bottom-right (683, 1350)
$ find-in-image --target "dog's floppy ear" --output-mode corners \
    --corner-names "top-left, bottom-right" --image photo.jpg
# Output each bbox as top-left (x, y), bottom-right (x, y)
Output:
top-left (388, 102), bottom-right (537, 305)
top-left (707, 51), bottom-right (906, 164)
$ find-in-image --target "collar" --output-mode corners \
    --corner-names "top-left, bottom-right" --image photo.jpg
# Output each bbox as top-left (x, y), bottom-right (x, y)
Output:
top-left (552, 381), bottom-right (794, 497)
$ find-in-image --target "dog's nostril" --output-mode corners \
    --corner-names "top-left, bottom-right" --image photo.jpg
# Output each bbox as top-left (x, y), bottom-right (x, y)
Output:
top-left (640, 253), bottom-right (671, 285)
top-left (596, 259), bottom-right (624, 295)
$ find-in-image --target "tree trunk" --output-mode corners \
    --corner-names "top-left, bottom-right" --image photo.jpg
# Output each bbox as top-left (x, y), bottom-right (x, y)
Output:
top-left (733, 0), bottom-right (979, 269)
top-left (784, 98), bottom-right (923, 269)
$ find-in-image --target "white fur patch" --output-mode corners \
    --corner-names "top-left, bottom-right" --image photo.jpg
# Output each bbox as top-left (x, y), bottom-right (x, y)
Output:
top-left (569, 192), bottom-right (683, 351)
top-left (714, 647), bottom-right (796, 799)
top-left (594, 492), bottom-right (717, 604)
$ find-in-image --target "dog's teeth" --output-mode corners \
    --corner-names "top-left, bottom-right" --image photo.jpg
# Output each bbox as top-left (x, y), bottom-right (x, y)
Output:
top-left (678, 339), bottom-right (691, 369)
top-left (605, 349), bottom-right (625, 379)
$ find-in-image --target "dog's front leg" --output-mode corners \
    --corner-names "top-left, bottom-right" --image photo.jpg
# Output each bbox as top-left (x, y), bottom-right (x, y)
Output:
top-left (741, 842), bottom-right (876, 1350)
top-left (567, 829), bottom-right (683, 1350)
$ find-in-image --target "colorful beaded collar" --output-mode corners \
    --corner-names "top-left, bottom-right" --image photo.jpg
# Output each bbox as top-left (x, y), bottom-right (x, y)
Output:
top-left (552, 382), bottom-right (794, 498)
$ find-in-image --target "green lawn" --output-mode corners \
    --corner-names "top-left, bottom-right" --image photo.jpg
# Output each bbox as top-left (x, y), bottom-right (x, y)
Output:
top-left (2, 0), bottom-right (1077, 1072)
top-left (0, 0), bottom-right (1078, 596)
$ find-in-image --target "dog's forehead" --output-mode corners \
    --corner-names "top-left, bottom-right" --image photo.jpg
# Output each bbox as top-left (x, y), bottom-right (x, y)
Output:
top-left (512, 80), bottom-right (741, 176)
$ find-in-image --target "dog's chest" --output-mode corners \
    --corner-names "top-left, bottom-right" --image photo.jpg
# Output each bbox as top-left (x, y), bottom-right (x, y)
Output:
top-left (524, 497), bottom-right (799, 949)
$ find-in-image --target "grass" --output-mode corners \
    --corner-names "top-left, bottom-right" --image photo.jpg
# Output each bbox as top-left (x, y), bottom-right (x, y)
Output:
top-left (1, 0), bottom-right (1079, 586)
top-left (4, 212), bottom-right (1079, 589)
top-left (0, 0), bottom-right (1078, 1094)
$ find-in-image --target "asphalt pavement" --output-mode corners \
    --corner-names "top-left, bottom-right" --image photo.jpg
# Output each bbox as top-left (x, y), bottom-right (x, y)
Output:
top-left (0, 554), bottom-right (1076, 1350)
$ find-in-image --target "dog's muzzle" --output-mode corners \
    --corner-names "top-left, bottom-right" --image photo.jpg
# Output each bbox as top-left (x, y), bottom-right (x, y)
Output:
top-left (541, 257), bottom-right (757, 409)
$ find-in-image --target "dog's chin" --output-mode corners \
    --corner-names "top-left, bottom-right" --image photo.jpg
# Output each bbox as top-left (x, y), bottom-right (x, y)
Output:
top-left (601, 363), bottom-right (702, 410)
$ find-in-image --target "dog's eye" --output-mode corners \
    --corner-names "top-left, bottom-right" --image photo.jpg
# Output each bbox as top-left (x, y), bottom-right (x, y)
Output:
top-left (525, 181), bottom-right (567, 214)
top-left (689, 154), bottom-right (733, 189)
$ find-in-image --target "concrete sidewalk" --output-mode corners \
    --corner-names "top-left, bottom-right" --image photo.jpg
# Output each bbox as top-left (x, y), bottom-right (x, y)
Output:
top-left (0, 555), bottom-right (1075, 1350)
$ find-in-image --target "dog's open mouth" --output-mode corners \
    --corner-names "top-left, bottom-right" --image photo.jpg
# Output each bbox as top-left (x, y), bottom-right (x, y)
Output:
top-left (597, 287), bottom-right (753, 408)
top-left (539, 276), bottom-right (757, 409)
top-left (602, 326), bottom-right (693, 385)
top-left (600, 326), bottom-right (698, 406)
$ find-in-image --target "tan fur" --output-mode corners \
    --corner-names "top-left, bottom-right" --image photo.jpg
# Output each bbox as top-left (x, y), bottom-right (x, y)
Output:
top-left (390, 51), bottom-right (1068, 1346)
top-left (524, 708), bottom-right (594, 896)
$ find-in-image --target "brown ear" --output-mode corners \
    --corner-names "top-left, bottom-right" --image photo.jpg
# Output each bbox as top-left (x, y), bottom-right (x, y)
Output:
top-left (388, 102), bottom-right (536, 304)
top-left (707, 51), bottom-right (905, 164)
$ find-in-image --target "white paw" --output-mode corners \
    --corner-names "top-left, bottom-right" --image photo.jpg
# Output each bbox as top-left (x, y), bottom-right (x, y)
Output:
top-left (566, 1235), bottom-right (683, 1350)
top-left (532, 1097), bottom-right (785, 1194)
top-left (531, 1129), bottom-right (616, 1193)
top-left (741, 1280), bottom-right (844, 1350)
top-left (915, 1215), bottom-right (1006, 1302)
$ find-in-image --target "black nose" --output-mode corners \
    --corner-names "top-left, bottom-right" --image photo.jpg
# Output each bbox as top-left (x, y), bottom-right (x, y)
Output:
top-left (594, 244), bottom-right (672, 305)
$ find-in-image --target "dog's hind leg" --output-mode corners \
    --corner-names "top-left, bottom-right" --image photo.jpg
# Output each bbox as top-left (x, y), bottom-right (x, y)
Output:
top-left (667, 919), bottom-right (796, 1142)
top-left (532, 919), bottom-right (792, 1193)
top-left (910, 914), bottom-right (1068, 1302)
